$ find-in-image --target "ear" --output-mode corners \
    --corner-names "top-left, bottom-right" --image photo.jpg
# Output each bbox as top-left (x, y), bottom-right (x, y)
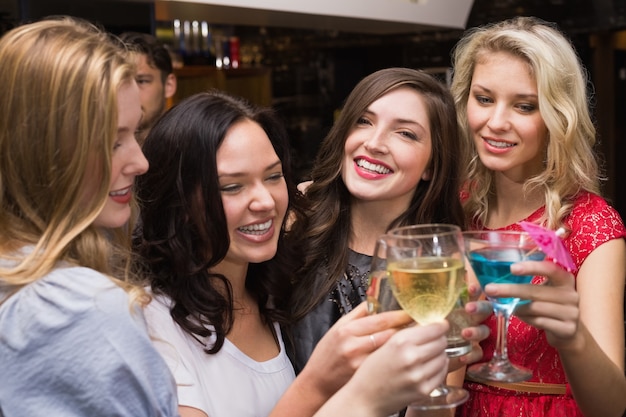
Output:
top-left (164, 73), bottom-right (177, 99)
top-left (421, 168), bottom-right (432, 181)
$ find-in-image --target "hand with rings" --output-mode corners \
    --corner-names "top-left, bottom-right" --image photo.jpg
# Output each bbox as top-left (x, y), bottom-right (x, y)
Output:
top-left (312, 320), bottom-right (450, 417)
top-left (368, 334), bottom-right (377, 350)
top-left (297, 302), bottom-right (414, 397)
top-left (485, 260), bottom-right (580, 348)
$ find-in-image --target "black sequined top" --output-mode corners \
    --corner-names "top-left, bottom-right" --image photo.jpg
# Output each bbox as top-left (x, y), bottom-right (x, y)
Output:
top-left (288, 249), bottom-right (372, 373)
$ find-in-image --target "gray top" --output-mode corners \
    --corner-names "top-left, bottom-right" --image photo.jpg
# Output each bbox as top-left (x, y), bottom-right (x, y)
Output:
top-left (0, 264), bottom-right (179, 417)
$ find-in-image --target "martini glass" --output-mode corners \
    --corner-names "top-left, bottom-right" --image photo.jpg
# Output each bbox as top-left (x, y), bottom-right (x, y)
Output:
top-left (462, 230), bottom-right (546, 382)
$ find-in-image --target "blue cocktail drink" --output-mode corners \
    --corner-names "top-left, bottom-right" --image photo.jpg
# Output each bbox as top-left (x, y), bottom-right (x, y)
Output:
top-left (463, 230), bottom-right (546, 383)
top-left (468, 247), bottom-right (545, 305)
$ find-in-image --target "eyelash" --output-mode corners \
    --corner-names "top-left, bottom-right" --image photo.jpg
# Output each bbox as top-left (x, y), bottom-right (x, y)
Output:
top-left (267, 172), bottom-right (284, 181)
top-left (356, 117), bottom-right (372, 126)
top-left (220, 172), bottom-right (284, 193)
top-left (356, 117), bottom-right (418, 141)
top-left (474, 95), bottom-right (536, 113)
top-left (517, 103), bottom-right (536, 113)
top-left (221, 184), bottom-right (241, 193)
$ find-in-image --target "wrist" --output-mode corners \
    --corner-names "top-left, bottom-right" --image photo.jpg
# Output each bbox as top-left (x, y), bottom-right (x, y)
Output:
top-left (296, 365), bottom-right (341, 401)
top-left (293, 366), bottom-right (336, 405)
top-left (314, 381), bottom-right (382, 417)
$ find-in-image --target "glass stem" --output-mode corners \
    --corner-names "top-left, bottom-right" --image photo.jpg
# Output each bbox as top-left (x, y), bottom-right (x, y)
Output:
top-left (492, 303), bottom-right (514, 363)
top-left (430, 384), bottom-right (448, 396)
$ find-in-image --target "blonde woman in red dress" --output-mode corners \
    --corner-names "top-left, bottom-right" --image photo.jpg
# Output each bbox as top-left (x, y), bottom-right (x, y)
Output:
top-left (451, 16), bottom-right (626, 417)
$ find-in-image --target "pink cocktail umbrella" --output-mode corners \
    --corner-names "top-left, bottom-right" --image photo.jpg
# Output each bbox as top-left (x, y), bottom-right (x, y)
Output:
top-left (518, 221), bottom-right (576, 272)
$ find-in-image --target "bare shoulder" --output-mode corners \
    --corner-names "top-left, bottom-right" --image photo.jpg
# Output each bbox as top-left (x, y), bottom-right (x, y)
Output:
top-left (297, 180), bottom-right (313, 194)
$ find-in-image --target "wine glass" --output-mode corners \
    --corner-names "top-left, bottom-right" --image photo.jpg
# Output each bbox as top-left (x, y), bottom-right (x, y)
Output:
top-left (462, 230), bottom-right (546, 382)
top-left (389, 225), bottom-right (473, 358)
top-left (366, 236), bottom-right (400, 314)
top-left (367, 228), bottom-right (472, 356)
top-left (377, 224), bottom-right (469, 410)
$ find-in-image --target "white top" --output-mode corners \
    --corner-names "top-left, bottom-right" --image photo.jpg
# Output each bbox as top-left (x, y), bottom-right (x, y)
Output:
top-left (144, 294), bottom-right (295, 417)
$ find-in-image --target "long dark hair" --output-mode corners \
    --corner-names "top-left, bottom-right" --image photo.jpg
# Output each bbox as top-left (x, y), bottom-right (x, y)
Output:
top-left (135, 90), bottom-right (305, 353)
top-left (289, 68), bottom-right (465, 320)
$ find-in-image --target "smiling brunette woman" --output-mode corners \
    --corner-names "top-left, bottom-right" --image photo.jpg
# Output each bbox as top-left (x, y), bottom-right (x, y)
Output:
top-left (134, 89), bottom-right (485, 417)
top-left (287, 68), bottom-right (467, 374)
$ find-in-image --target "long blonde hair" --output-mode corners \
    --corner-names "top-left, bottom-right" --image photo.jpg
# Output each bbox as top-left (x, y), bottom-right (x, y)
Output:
top-left (0, 17), bottom-right (141, 298)
top-left (450, 17), bottom-right (601, 229)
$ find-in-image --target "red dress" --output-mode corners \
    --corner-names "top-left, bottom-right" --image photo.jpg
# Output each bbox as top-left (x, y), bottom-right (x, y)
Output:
top-left (457, 192), bottom-right (626, 417)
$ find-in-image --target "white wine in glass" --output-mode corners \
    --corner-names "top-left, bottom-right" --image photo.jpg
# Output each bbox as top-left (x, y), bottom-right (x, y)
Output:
top-left (389, 226), bottom-right (472, 357)
top-left (388, 257), bottom-right (464, 325)
top-left (385, 224), bottom-right (469, 410)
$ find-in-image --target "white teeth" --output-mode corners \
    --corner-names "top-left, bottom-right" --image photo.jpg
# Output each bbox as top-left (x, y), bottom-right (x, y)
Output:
top-left (356, 159), bottom-right (391, 174)
top-left (239, 220), bottom-right (272, 235)
top-left (110, 188), bottom-right (129, 196)
top-left (486, 139), bottom-right (515, 148)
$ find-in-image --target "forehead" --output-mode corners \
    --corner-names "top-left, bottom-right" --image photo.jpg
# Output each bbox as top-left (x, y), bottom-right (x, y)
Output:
top-left (217, 119), bottom-right (279, 169)
top-left (475, 51), bottom-right (533, 77)
top-left (368, 87), bottom-right (431, 125)
top-left (134, 53), bottom-right (158, 72)
top-left (117, 81), bottom-right (141, 129)
top-left (370, 86), bottom-right (426, 108)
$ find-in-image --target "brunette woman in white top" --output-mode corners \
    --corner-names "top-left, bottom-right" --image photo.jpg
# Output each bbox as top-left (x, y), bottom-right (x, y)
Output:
top-left (135, 90), bottom-right (492, 417)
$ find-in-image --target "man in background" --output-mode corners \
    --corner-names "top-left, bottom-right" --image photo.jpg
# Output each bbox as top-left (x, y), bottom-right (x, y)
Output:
top-left (120, 32), bottom-right (177, 145)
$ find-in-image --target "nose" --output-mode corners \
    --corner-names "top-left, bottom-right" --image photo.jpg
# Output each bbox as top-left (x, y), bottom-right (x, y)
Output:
top-left (249, 183), bottom-right (275, 212)
top-left (363, 128), bottom-right (388, 154)
top-left (125, 140), bottom-right (149, 176)
top-left (486, 104), bottom-right (512, 132)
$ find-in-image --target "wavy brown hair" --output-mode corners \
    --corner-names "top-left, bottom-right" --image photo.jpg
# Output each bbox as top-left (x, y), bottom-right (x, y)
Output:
top-left (134, 91), bottom-right (306, 353)
top-left (289, 67), bottom-right (465, 320)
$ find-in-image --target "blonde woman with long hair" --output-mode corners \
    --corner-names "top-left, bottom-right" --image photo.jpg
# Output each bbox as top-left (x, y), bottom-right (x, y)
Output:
top-left (451, 16), bottom-right (626, 417)
top-left (0, 17), bottom-right (178, 416)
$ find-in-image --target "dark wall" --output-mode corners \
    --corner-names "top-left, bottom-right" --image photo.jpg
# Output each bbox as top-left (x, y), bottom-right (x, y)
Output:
top-left (6, 0), bottom-right (152, 34)
top-left (1, 0), bottom-right (624, 215)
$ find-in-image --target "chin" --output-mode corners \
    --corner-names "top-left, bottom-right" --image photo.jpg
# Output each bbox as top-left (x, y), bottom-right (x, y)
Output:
top-left (93, 211), bottom-right (131, 229)
top-left (247, 249), bottom-right (279, 264)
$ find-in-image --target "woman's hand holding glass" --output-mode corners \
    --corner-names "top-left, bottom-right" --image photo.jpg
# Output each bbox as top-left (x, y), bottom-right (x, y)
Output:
top-left (483, 260), bottom-right (580, 349)
top-left (368, 224), bottom-right (470, 410)
top-left (462, 230), bottom-right (547, 382)
top-left (311, 321), bottom-right (450, 417)
top-left (299, 302), bottom-right (414, 398)
top-left (368, 238), bottom-right (492, 367)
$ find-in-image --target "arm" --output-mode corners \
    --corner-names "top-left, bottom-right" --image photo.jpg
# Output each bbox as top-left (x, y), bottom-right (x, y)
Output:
top-left (313, 322), bottom-right (450, 417)
top-left (486, 239), bottom-right (626, 417)
top-left (269, 303), bottom-right (414, 417)
top-left (271, 299), bottom-right (492, 417)
top-left (558, 239), bottom-right (626, 417)
top-left (179, 406), bottom-right (207, 417)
